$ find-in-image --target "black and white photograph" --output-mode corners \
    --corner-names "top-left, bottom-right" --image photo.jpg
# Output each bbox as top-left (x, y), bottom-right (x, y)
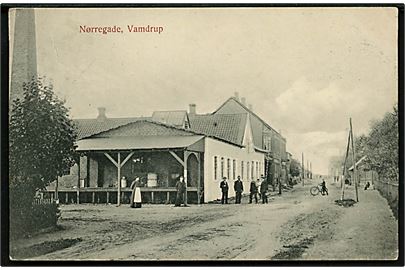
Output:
top-left (3, 5), bottom-right (403, 264)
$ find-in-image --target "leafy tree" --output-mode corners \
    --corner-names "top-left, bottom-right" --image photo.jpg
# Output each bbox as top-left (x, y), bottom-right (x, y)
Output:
top-left (364, 104), bottom-right (398, 182)
top-left (338, 104), bottom-right (398, 183)
top-left (9, 77), bottom-right (77, 207)
top-left (289, 158), bottom-right (301, 177)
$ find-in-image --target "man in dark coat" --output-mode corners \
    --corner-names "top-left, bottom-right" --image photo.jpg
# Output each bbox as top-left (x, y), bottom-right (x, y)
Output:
top-left (234, 176), bottom-right (244, 204)
top-left (249, 179), bottom-right (258, 204)
top-left (260, 180), bottom-right (269, 204)
top-left (175, 176), bottom-right (186, 207)
top-left (219, 177), bottom-right (229, 204)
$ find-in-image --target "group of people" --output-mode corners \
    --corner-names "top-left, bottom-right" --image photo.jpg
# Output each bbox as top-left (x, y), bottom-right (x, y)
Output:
top-left (219, 176), bottom-right (244, 204)
top-left (220, 176), bottom-right (270, 204)
top-left (128, 175), bottom-right (188, 208)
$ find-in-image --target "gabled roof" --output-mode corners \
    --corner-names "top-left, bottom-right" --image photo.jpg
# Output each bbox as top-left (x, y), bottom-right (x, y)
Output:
top-left (189, 113), bottom-right (247, 146)
top-left (213, 97), bottom-right (285, 141)
top-left (74, 117), bottom-right (150, 140)
top-left (92, 119), bottom-right (194, 138)
top-left (151, 110), bottom-right (189, 127)
top-left (74, 115), bottom-right (244, 147)
top-left (76, 135), bottom-right (204, 151)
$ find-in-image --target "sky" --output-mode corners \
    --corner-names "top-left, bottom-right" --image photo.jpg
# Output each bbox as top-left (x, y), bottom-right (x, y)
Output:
top-left (11, 7), bottom-right (398, 174)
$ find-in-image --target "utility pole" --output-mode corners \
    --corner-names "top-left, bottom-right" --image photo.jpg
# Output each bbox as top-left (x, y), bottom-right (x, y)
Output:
top-left (307, 160), bottom-right (309, 179)
top-left (302, 152), bottom-right (305, 186)
top-left (341, 126), bottom-right (351, 200)
top-left (310, 162), bottom-right (312, 179)
top-left (350, 118), bottom-right (359, 202)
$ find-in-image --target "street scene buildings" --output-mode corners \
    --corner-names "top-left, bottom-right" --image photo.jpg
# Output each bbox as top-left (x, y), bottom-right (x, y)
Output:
top-left (52, 95), bottom-right (288, 205)
top-left (5, 7), bottom-right (400, 263)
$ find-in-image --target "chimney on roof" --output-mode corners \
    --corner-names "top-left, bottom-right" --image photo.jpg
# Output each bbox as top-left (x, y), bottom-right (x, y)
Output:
top-left (189, 104), bottom-right (196, 115)
top-left (241, 97), bottom-right (246, 106)
top-left (97, 107), bottom-right (107, 121)
top-left (234, 92), bottom-right (240, 101)
top-left (248, 104), bottom-right (253, 111)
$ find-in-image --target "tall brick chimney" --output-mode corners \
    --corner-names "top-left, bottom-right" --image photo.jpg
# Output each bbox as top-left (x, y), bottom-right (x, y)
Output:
top-left (97, 107), bottom-right (107, 121)
top-left (189, 104), bottom-right (196, 115)
top-left (10, 9), bottom-right (37, 105)
top-left (241, 97), bottom-right (246, 106)
top-left (248, 104), bottom-right (253, 111)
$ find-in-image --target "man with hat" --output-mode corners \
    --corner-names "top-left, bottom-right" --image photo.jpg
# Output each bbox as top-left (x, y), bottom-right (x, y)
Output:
top-left (219, 177), bottom-right (229, 204)
top-left (234, 176), bottom-right (244, 204)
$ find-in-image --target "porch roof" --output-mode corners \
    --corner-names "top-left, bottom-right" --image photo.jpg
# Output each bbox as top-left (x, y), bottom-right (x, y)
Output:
top-left (75, 135), bottom-right (204, 152)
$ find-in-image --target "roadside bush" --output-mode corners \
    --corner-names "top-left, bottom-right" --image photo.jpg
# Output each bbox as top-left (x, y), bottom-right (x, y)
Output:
top-left (9, 77), bottom-right (76, 239)
top-left (10, 202), bottom-right (58, 239)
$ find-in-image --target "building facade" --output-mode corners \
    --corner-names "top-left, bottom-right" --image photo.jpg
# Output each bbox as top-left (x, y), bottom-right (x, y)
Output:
top-left (52, 96), bottom-right (286, 204)
top-left (212, 96), bottom-right (288, 185)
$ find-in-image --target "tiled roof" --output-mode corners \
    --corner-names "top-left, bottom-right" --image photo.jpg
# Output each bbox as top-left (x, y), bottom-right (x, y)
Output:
top-left (151, 111), bottom-right (188, 127)
top-left (93, 120), bottom-right (194, 138)
top-left (73, 117), bottom-right (150, 139)
top-left (74, 114), bottom-right (247, 147)
top-left (214, 97), bottom-right (285, 140)
top-left (76, 135), bottom-right (204, 151)
top-left (189, 113), bottom-right (247, 146)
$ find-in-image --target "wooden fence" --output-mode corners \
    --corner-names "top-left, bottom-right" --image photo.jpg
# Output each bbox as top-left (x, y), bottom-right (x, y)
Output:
top-left (32, 197), bottom-right (54, 205)
top-left (355, 170), bottom-right (398, 219)
top-left (373, 177), bottom-right (398, 219)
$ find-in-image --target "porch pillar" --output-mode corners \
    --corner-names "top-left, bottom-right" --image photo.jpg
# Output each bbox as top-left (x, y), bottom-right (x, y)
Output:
top-left (197, 152), bottom-right (201, 205)
top-left (169, 150), bottom-right (188, 205)
top-left (117, 153), bottom-right (121, 206)
top-left (104, 151), bottom-right (135, 206)
top-left (184, 151), bottom-right (190, 205)
top-left (77, 156), bottom-right (80, 204)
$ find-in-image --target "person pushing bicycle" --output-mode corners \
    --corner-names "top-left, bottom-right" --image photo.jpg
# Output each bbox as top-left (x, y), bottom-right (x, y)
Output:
top-left (321, 179), bottom-right (328, 195)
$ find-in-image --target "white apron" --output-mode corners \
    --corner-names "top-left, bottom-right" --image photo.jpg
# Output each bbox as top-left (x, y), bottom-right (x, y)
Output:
top-left (134, 187), bottom-right (141, 203)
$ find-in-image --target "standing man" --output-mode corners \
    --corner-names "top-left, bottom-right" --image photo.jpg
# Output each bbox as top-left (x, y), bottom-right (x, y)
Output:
top-left (175, 176), bottom-right (186, 207)
top-left (234, 176), bottom-right (244, 204)
top-left (219, 177), bottom-right (229, 204)
top-left (260, 180), bottom-right (269, 204)
top-left (249, 179), bottom-right (258, 204)
top-left (257, 176), bottom-right (264, 200)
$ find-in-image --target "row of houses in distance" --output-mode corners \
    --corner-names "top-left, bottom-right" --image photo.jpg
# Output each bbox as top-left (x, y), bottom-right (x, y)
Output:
top-left (50, 93), bottom-right (289, 204)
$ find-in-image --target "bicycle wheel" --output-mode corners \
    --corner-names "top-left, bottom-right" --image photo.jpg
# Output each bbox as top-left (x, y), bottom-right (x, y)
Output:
top-left (310, 186), bottom-right (319, 196)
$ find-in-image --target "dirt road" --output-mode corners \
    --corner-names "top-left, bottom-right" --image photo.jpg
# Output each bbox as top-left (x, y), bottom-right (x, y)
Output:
top-left (10, 178), bottom-right (398, 261)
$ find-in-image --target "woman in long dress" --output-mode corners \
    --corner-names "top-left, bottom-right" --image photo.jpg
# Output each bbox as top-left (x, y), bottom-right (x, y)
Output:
top-left (130, 177), bottom-right (142, 208)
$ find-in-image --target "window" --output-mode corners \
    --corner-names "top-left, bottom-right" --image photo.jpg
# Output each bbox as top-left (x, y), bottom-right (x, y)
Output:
top-left (264, 135), bottom-right (272, 150)
top-left (251, 161), bottom-right (255, 180)
top-left (241, 161), bottom-right (244, 180)
top-left (221, 157), bottom-right (224, 179)
top-left (247, 162), bottom-right (250, 180)
top-left (259, 162), bottom-right (261, 177)
top-left (214, 156), bottom-right (218, 180)
top-left (233, 159), bottom-right (236, 180)
top-left (227, 158), bottom-right (231, 180)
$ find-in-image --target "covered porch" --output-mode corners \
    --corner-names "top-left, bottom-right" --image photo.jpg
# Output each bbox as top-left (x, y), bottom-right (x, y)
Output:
top-left (48, 135), bottom-right (205, 205)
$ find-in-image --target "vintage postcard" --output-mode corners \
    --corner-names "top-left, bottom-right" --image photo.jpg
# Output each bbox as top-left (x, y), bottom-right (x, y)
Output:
top-left (4, 5), bottom-right (402, 264)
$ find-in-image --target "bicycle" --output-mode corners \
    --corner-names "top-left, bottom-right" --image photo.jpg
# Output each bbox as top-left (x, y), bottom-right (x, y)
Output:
top-left (310, 184), bottom-right (328, 196)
